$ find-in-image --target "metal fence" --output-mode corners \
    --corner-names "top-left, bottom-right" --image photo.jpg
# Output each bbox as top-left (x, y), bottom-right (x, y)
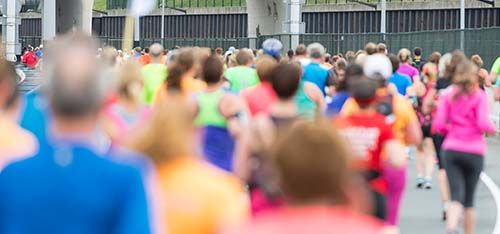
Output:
top-left (106, 0), bottom-right (449, 9)
top-left (107, 0), bottom-right (246, 9)
top-left (21, 27), bottom-right (500, 68)
top-left (298, 27), bottom-right (500, 68)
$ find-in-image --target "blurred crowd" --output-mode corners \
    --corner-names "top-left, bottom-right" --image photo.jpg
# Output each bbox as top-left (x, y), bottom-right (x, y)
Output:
top-left (1, 31), bottom-right (500, 234)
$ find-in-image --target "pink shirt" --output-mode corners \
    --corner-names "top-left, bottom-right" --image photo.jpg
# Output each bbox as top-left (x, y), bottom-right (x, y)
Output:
top-left (397, 63), bottom-right (419, 82)
top-left (433, 86), bottom-right (496, 155)
top-left (242, 82), bottom-right (277, 117)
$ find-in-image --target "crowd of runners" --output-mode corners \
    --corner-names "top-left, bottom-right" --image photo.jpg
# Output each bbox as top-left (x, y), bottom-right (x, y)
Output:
top-left (0, 31), bottom-right (500, 234)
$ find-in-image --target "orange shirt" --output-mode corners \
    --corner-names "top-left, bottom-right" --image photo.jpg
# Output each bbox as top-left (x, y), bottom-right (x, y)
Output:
top-left (139, 54), bottom-right (152, 65)
top-left (156, 157), bottom-right (249, 234)
top-left (341, 88), bottom-right (417, 144)
top-left (153, 77), bottom-right (207, 106)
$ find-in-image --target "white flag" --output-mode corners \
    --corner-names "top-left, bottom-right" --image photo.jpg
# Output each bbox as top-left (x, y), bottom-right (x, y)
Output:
top-left (129, 0), bottom-right (156, 17)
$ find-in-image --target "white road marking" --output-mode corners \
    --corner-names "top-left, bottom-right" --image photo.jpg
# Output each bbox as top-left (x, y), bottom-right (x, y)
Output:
top-left (481, 172), bottom-right (500, 234)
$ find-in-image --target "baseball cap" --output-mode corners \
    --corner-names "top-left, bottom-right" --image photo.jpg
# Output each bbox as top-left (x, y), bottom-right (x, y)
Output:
top-left (262, 39), bottom-right (283, 58)
top-left (363, 54), bottom-right (392, 79)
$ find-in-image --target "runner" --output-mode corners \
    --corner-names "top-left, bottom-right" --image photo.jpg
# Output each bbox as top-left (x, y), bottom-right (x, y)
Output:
top-left (293, 44), bottom-right (309, 65)
top-left (302, 43), bottom-right (334, 96)
top-left (131, 98), bottom-right (249, 234)
top-left (412, 47), bottom-right (426, 71)
top-left (192, 55), bottom-right (245, 171)
top-left (154, 48), bottom-right (207, 104)
top-left (101, 60), bottom-right (150, 145)
top-left (139, 47), bottom-right (152, 65)
top-left (397, 48), bottom-right (420, 82)
top-left (414, 54), bottom-right (439, 190)
top-left (0, 59), bottom-right (37, 170)
top-left (326, 62), bottom-right (362, 117)
top-left (230, 122), bottom-right (384, 234)
top-left (241, 55), bottom-right (278, 117)
top-left (341, 54), bottom-right (422, 232)
top-left (489, 56), bottom-right (500, 84)
top-left (388, 54), bottom-right (412, 96)
top-left (377, 43), bottom-right (387, 54)
top-left (365, 42), bottom-right (377, 55)
top-left (0, 33), bottom-right (151, 234)
top-left (420, 52), bottom-right (454, 221)
top-left (470, 54), bottom-right (491, 89)
top-left (235, 62), bottom-right (303, 215)
top-left (334, 76), bottom-right (407, 220)
top-left (224, 48), bottom-right (260, 93)
top-left (433, 56), bottom-right (496, 234)
top-left (141, 43), bottom-right (167, 105)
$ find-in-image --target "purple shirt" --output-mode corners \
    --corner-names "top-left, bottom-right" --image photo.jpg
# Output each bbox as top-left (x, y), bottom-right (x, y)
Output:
top-left (433, 86), bottom-right (496, 155)
top-left (397, 63), bottom-right (419, 82)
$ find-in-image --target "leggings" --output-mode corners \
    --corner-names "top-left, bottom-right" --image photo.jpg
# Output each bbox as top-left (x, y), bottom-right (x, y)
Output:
top-left (443, 150), bottom-right (484, 208)
top-left (383, 165), bottom-right (407, 226)
top-left (432, 134), bottom-right (445, 169)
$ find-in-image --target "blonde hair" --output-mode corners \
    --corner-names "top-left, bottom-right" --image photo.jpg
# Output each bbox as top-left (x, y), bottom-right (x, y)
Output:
top-left (398, 48), bottom-right (412, 64)
top-left (452, 60), bottom-right (476, 99)
top-left (116, 59), bottom-right (142, 100)
top-left (471, 54), bottom-right (484, 68)
top-left (129, 96), bottom-right (194, 164)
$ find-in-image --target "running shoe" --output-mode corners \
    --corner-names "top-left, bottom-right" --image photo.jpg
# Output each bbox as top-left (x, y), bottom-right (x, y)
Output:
top-left (424, 179), bottom-right (432, 189)
top-left (416, 177), bottom-right (424, 188)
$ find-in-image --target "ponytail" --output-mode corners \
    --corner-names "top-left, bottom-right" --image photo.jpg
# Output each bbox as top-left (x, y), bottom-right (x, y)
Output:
top-left (166, 48), bottom-right (195, 92)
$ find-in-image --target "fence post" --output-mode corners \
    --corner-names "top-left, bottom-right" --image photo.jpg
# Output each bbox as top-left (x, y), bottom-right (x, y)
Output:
top-left (460, 0), bottom-right (465, 51)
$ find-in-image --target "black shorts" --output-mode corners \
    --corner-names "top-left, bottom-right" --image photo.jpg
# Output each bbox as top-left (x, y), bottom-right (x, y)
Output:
top-left (443, 150), bottom-right (484, 208)
top-left (371, 190), bottom-right (386, 220)
top-left (421, 124), bottom-right (432, 138)
top-left (432, 133), bottom-right (445, 169)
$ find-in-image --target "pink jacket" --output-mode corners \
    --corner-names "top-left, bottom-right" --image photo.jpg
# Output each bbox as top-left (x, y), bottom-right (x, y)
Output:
top-left (433, 85), bottom-right (496, 155)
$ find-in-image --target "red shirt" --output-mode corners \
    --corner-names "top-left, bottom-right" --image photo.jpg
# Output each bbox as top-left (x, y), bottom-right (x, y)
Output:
top-left (22, 51), bottom-right (38, 68)
top-left (333, 112), bottom-right (394, 194)
top-left (231, 206), bottom-right (383, 234)
top-left (242, 82), bottom-right (277, 117)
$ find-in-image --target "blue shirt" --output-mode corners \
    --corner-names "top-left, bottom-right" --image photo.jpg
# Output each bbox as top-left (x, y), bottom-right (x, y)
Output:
top-left (0, 142), bottom-right (151, 234)
top-left (19, 91), bottom-right (50, 149)
top-left (388, 72), bottom-right (412, 96)
top-left (302, 62), bottom-right (330, 96)
top-left (326, 91), bottom-right (351, 117)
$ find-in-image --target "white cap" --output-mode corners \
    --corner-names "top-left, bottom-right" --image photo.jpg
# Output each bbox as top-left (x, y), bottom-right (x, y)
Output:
top-left (363, 54), bottom-right (392, 79)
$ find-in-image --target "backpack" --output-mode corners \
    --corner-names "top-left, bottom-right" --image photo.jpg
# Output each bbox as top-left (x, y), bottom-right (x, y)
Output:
top-left (375, 93), bottom-right (396, 125)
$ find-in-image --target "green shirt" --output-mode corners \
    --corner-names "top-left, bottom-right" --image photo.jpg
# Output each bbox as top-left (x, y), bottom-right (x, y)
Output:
top-left (141, 63), bottom-right (167, 105)
top-left (492, 57), bottom-right (500, 75)
top-left (224, 66), bottom-right (260, 93)
top-left (294, 81), bottom-right (317, 120)
top-left (194, 90), bottom-right (227, 128)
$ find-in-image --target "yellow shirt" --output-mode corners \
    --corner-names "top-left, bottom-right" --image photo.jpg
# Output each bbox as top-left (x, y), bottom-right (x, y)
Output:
top-left (157, 157), bottom-right (249, 234)
top-left (340, 89), bottom-right (417, 144)
top-left (152, 78), bottom-right (207, 106)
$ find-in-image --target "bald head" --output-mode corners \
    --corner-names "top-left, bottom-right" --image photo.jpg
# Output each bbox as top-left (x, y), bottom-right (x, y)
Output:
top-left (44, 32), bottom-right (102, 118)
top-left (150, 43), bottom-right (164, 61)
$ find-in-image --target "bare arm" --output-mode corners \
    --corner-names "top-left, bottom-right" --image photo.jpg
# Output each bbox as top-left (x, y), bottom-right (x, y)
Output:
top-left (304, 82), bottom-right (326, 113)
top-left (383, 140), bottom-right (408, 168)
